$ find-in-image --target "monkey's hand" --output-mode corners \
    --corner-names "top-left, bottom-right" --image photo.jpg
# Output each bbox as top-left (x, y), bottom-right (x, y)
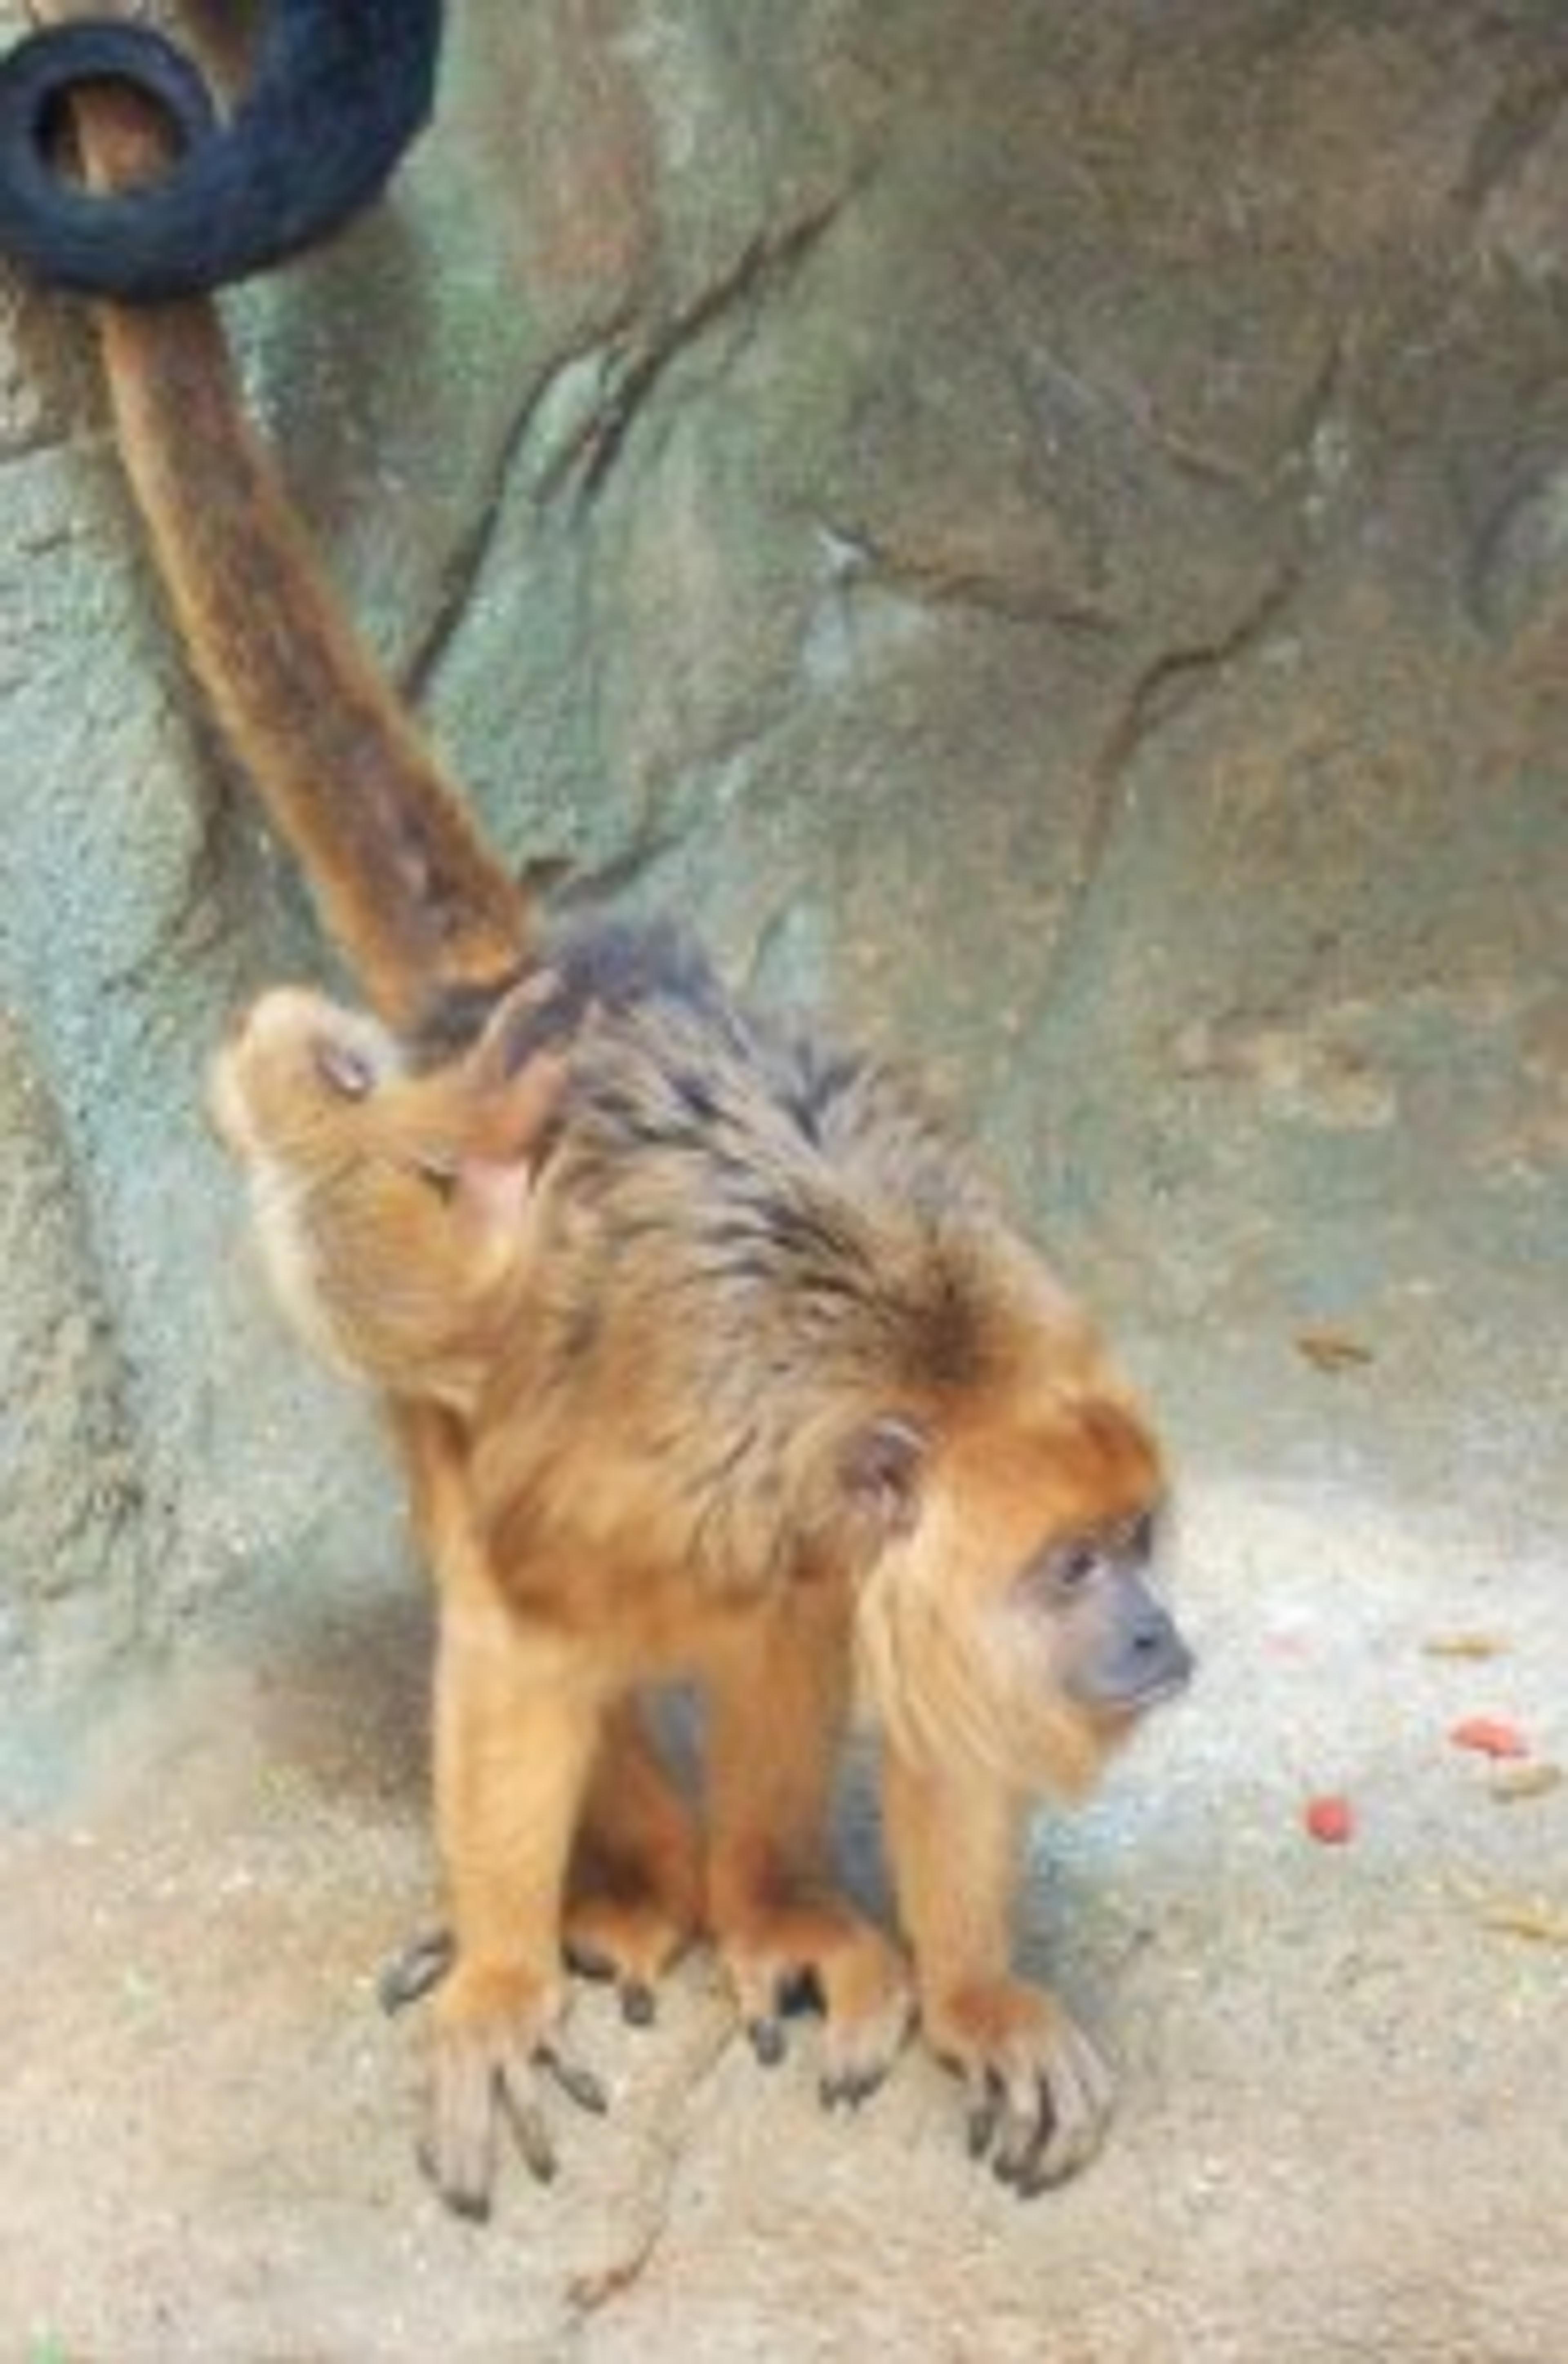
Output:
top-left (715, 1894), bottom-right (916, 2108)
top-left (924, 1977), bottom-right (1114, 2197)
top-left (421, 1958), bottom-right (607, 2221)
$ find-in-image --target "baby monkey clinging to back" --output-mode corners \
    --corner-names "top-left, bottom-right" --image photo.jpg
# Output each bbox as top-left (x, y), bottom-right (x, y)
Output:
top-left (214, 917), bottom-right (1194, 2215)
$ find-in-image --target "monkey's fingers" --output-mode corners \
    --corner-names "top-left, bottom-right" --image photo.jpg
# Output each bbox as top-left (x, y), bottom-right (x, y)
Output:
top-left (423, 1969), bottom-right (608, 2219)
top-left (563, 1884), bottom-right (698, 2028)
top-left (729, 1963), bottom-right (823, 2068)
top-left (421, 2030), bottom-right (502, 2221)
top-left (818, 1980), bottom-right (917, 2110)
top-left (976, 2021), bottom-right (1116, 2197)
top-left (719, 1903), bottom-right (913, 2096)
top-left (1013, 2021), bottom-right (1115, 2196)
top-left (933, 1977), bottom-right (1116, 2198)
top-left (378, 1926), bottom-right (455, 2016)
top-left (496, 2057), bottom-right (559, 2189)
top-left (566, 1934), bottom-right (659, 2027)
top-left (425, 2032), bottom-right (567, 2211)
top-left (966, 2071), bottom-right (1007, 2161)
top-left (537, 2044), bottom-right (610, 2117)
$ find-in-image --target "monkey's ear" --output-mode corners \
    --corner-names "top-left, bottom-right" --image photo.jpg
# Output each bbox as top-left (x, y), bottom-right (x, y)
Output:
top-left (468, 969), bottom-right (566, 1088)
top-left (840, 1415), bottom-right (927, 1538)
top-left (481, 1051), bottom-right (571, 1163)
top-left (443, 1051), bottom-right (569, 1232)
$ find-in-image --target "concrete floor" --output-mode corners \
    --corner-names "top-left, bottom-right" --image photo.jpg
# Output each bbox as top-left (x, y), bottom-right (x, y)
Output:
top-left (2, 1175), bottom-right (1564, 2362)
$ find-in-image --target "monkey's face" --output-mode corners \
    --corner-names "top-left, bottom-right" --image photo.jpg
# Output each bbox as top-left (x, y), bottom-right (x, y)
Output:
top-left (209, 986), bottom-right (564, 1408)
top-left (852, 1385), bottom-right (1192, 1796)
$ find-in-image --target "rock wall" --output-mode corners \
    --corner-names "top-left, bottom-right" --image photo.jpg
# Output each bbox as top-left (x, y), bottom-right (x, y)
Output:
top-left (2, 0), bottom-right (1565, 1775)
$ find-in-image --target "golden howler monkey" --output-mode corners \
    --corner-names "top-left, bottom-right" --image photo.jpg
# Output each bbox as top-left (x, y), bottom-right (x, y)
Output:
top-left (0, 0), bottom-right (442, 301)
top-left (40, 47), bottom-right (1194, 2221)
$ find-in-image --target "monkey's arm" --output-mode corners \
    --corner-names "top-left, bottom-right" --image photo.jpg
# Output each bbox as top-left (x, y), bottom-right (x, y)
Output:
top-left (390, 1396), bottom-right (702, 2030)
top-left (0, 0), bottom-right (442, 303)
top-left (410, 1422), bottom-right (609, 2219)
top-left (380, 1695), bottom-right (705, 2032)
top-left (62, 72), bottom-right (527, 1027)
top-left (882, 1749), bottom-right (1114, 2195)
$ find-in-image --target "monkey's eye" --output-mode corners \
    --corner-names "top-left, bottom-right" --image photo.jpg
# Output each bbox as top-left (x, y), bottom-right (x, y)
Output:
top-left (314, 1038), bottom-right (376, 1101)
top-left (1053, 1538), bottom-right (1104, 1593)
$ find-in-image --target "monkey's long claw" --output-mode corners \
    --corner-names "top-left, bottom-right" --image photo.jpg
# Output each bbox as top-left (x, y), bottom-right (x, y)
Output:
top-left (539, 2047), bottom-right (609, 2116)
top-left (378, 1926), bottom-right (455, 2015)
top-left (497, 2085), bottom-right (557, 2187)
top-left (819, 2059), bottom-right (889, 2111)
top-left (966, 2070), bottom-right (1006, 2159)
top-left (736, 1961), bottom-right (823, 2068)
top-left (619, 1979), bottom-right (657, 2028)
top-left (747, 2015), bottom-right (788, 2067)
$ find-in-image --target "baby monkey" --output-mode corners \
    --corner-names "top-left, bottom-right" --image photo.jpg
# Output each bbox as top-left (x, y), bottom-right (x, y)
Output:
top-left (213, 920), bottom-right (1193, 2217)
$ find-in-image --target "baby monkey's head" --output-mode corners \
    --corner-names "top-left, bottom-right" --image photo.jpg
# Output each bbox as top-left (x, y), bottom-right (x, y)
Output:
top-left (209, 978), bottom-right (568, 1410)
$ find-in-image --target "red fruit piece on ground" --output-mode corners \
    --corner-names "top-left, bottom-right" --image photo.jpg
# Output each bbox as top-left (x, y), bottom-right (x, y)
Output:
top-left (1450, 1717), bottom-right (1528, 1760)
top-left (1305, 1795), bottom-right (1355, 1845)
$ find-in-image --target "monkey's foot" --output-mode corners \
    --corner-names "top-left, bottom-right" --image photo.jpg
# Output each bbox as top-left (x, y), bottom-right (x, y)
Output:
top-left (925, 1976), bottom-right (1114, 2197)
top-left (421, 1959), bottom-right (607, 2221)
top-left (715, 1895), bottom-right (915, 2107)
top-left (564, 1880), bottom-right (698, 2028)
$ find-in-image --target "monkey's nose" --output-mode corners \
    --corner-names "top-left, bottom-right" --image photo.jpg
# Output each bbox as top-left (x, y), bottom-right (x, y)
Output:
top-left (1141, 1623), bottom-right (1196, 1698)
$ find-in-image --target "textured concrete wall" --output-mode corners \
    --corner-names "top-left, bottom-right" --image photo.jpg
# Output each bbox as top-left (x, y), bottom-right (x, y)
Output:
top-left (2, 0), bottom-right (1565, 1783)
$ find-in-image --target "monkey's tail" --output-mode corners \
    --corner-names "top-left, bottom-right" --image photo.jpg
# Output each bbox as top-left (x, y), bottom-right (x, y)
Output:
top-left (78, 87), bottom-right (527, 1031)
top-left (0, 0), bottom-right (442, 303)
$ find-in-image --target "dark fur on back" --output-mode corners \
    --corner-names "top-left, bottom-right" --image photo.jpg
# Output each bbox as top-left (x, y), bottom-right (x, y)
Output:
top-left (468, 918), bottom-right (1061, 1593)
top-left (0, 0), bottom-right (442, 301)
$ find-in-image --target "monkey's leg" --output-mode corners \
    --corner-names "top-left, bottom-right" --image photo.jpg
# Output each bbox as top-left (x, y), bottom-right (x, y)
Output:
top-left (882, 1750), bottom-right (1114, 2196)
top-left (704, 1586), bottom-right (914, 2106)
top-left (564, 1697), bottom-right (703, 2025)
top-left (423, 1567), bottom-right (610, 2220)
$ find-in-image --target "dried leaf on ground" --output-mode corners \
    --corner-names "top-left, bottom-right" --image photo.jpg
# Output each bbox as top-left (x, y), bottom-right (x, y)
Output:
top-left (1296, 1327), bottom-right (1376, 1373)
top-left (1489, 1764), bottom-right (1562, 1804)
top-left (1479, 1901), bottom-right (1568, 1947)
top-left (1422, 1633), bottom-right (1508, 1661)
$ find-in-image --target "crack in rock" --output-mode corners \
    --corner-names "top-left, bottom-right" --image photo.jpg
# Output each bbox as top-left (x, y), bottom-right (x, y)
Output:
top-left (1094, 553), bottom-right (1305, 790)
top-left (541, 191), bottom-right (854, 510)
top-left (562, 2003), bottom-right (739, 2323)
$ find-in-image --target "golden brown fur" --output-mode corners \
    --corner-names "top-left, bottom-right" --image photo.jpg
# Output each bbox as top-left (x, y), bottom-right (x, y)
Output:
top-left (76, 73), bottom-right (527, 1029)
top-left (69, 46), bottom-right (1192, 2219)
top-left (214, 921), bottom-right (1186, 2206)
